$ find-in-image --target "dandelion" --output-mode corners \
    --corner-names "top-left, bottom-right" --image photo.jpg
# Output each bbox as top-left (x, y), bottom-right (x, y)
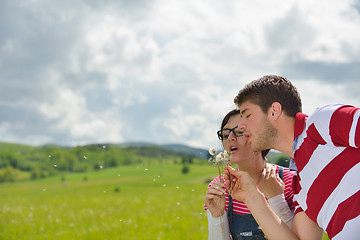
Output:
top-left (208, 147), bottom-right (232, 234)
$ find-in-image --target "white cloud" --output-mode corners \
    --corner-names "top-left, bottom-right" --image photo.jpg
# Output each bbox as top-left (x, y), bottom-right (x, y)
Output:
top-left (0, 0), bottom-right (359, 148)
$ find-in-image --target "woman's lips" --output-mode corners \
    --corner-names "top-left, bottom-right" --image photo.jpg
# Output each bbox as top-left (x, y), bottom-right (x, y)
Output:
top-left (230, 146), bottom-right (238, 153)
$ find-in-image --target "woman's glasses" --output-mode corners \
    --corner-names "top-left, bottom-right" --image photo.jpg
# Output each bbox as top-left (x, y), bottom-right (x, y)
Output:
top-left (217, 126), bottom-right (244, 141)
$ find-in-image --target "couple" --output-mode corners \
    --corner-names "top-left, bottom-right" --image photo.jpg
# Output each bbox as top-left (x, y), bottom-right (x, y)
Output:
top-left (205, 75), bottom-right (359, 240)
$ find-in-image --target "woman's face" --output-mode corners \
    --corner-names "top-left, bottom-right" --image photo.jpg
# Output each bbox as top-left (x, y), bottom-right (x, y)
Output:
top-left (222, 114), bottom-right (254, 164)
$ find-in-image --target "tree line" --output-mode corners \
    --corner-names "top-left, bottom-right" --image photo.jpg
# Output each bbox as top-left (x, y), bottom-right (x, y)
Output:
top-left (0, 143), bottom-right (199, 183)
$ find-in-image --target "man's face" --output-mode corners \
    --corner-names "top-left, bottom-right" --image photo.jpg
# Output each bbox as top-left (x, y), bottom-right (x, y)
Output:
top-left (238, 101), bottom-right (278, 151)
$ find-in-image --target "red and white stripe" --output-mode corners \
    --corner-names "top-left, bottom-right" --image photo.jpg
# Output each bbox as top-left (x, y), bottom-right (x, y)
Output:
top-left (205, 165), bottom-right (294, 215)
top-left (292, 104), bottom-right (360, 239)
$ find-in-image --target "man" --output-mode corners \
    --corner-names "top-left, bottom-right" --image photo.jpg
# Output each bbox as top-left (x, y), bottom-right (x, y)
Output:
top-left (224, 75), bottom-right (359, 240)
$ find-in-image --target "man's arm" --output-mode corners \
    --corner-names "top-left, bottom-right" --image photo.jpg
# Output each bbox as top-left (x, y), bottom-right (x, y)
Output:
top-left (225, 166), bottom-right (299, 240)
top-left (292, 211), bottom-right (323, 240)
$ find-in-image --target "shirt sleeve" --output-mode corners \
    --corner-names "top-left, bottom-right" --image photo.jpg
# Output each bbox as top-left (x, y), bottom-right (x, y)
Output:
top-left (328, 105), bottom-right (360, 148)
top-left (268, 194), bottom-right (294, 228)
top-left (207, 210), bottom-right (231, 240)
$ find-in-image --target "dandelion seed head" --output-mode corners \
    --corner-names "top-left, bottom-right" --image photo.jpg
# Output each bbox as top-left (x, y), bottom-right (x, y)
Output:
top-left (209, 147), bottom-right (216, 156)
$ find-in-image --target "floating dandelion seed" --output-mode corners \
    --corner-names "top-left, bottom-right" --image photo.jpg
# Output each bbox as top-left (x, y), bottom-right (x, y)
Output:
top-left (192, 189), bottom-right (195, 192)
top-left (103, 190), bottom-right (106, 193)
top-left (83, 156), bottom-right (87, 159)
top-left (153, 179), bottom-right (157, 181)
top-left (177, 202), bottom-right (180, 206)
top-left (176, 217), bottom-right (180, 220)
top-left (176, 186), bottom-right (179, 189)
top-left (145, 168), bottom-right (148, 171)
top-left (158, 175), bottom-right (160, 178)
top-left (48, 155), bottom-right (51, 158)
top-left (54, 164), bottom-right (57, 168)
top-left (42, 189), bottom-right (46, 191)
top-left (100, 165), bottom-right (103, 169)
top-left (102, 146), bottom-right (106, 148)
top-left (118, 174), bottom-right (121, 177)
top-left (119, 219), bottom-right (123, 222)
top-left (163, 184), bottom-right (166, 187)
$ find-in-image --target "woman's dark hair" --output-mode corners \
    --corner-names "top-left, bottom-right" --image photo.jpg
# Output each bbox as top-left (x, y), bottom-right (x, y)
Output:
top-left (221, 109), bottom-right (270, 159)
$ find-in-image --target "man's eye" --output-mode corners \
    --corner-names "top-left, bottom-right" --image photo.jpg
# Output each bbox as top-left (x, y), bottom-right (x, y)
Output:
top-left (223, 133), bottom-right (230, 139)
top-left (246, 114), bottom-right (251, 119)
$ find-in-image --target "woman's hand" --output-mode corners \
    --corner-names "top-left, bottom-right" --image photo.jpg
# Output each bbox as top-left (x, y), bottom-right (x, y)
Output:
top-left (204, 179), bottom-right (227, 217)
top-left (259, 164), bottom-right (285, 199)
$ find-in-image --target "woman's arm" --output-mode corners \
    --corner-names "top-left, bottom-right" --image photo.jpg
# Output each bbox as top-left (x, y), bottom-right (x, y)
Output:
top-left (260, 165), bottom-right (294, 227)
top-left (268, 194), bottom-right (294, 227)
top-left (207, 210), bottom-right (231, 240)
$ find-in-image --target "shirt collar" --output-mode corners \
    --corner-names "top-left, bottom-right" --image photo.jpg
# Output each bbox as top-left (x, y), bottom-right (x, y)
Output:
top-left (294, 112), bottom-right (308, 140)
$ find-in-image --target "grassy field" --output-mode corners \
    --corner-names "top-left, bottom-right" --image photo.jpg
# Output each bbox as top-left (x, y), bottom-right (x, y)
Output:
top-left (0, 162), bottom-right (216, 240)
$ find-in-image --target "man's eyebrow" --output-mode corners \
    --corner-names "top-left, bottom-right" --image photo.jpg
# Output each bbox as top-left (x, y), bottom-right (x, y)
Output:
top-left (240, 108), bottom-right (248, 116)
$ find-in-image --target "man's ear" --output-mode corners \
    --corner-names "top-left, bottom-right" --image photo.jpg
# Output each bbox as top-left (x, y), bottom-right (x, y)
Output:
top-left (269, 102), bottom-right (282, 119)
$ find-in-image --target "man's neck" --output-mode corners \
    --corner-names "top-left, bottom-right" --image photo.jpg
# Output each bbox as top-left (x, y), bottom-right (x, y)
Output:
top-left (273, 115), bottom-right (295, 158)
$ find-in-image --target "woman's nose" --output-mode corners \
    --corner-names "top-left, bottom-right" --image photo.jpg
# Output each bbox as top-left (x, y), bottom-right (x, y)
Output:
top-left (228, 131), bottom-right (237, 141)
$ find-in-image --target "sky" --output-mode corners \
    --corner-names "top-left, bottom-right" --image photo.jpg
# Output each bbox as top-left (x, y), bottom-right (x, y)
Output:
top-left (0, 0), bottom-right (359, 149)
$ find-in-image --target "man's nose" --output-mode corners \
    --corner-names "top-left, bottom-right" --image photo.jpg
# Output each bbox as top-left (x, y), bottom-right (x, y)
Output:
top-left (237, 119), bottom-right (246, 131)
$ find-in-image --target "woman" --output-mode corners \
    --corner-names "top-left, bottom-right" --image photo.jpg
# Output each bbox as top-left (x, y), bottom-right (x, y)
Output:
top-left (204, 109), bottom-right (295, 240)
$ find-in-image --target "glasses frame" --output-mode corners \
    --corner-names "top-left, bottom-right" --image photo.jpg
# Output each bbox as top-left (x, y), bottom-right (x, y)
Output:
top-left (217, 126), bottom-right (243, 141)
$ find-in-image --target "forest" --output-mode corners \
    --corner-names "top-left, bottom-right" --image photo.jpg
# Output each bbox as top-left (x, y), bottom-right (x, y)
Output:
top-left (0, 142), bottom-right (289, 183)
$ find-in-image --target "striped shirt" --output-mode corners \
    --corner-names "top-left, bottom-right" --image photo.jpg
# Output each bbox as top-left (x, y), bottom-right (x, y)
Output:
top-left (291, 104), bottom-right (360, 239)
top-left (204, 165), bottom-right (294, 214)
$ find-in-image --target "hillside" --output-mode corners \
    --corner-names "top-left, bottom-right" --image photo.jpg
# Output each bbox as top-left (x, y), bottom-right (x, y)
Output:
top-left (0, 142), bottom-right (208, 183)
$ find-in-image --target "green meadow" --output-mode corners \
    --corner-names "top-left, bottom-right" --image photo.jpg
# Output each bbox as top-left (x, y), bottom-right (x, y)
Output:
top-left (0, 162), bottom-right (216, 240)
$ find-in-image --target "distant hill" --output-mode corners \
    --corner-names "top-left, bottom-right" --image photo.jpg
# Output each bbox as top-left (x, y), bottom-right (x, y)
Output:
top-left (113, 142), bottom-right (209, 160)
top-left (161, 144), bottom-right (208, 160)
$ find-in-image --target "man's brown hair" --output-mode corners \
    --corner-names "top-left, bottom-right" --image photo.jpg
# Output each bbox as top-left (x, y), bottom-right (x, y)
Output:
top-left (234, 75), bottom-right (302, 117)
